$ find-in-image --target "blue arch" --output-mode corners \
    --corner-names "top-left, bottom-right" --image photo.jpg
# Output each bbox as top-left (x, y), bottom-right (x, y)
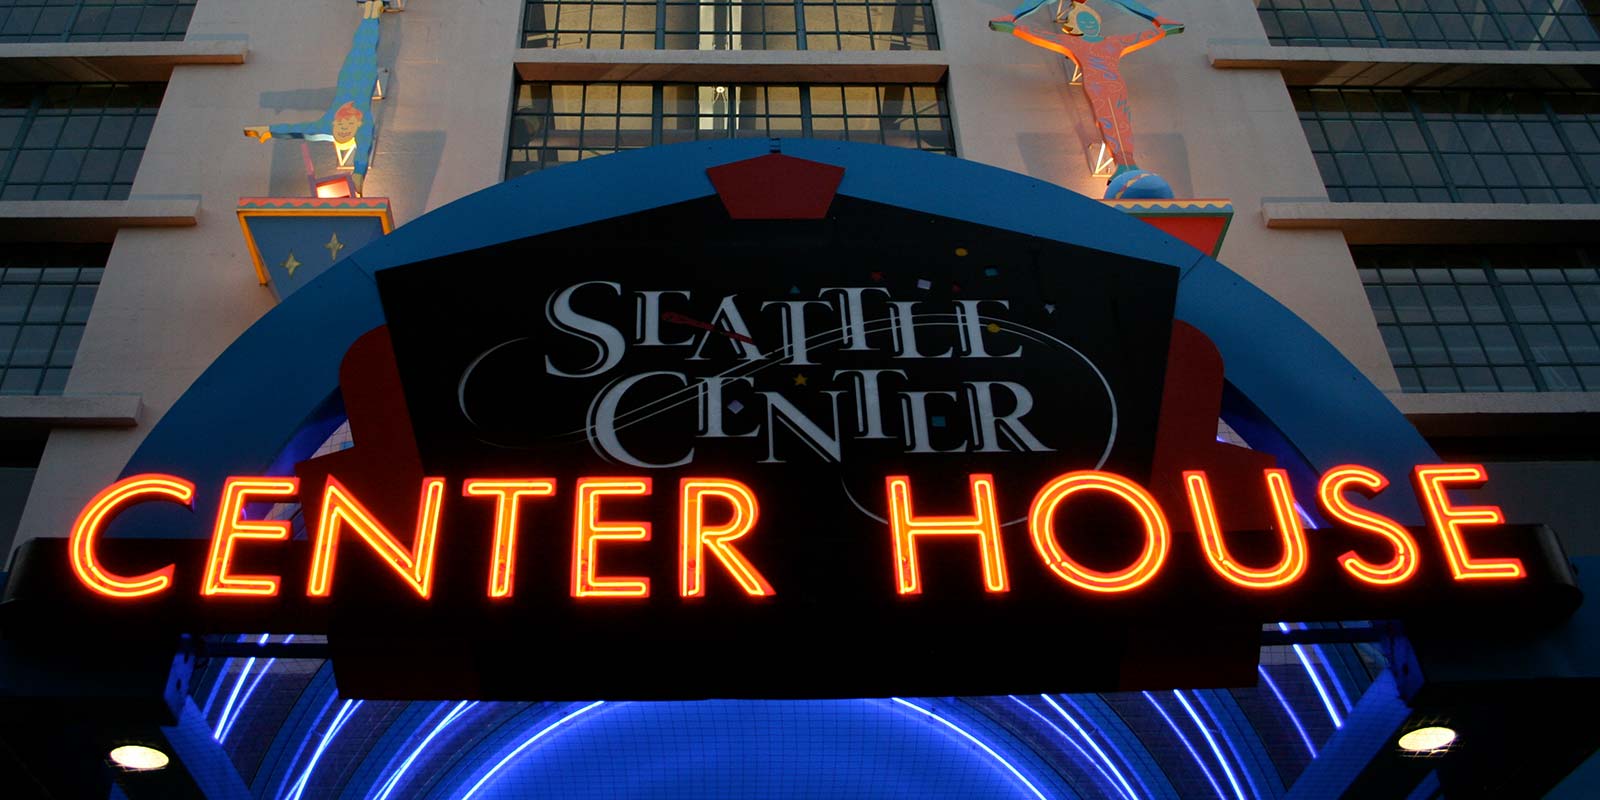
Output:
top-left (144, 140), bottom-right (1423, 795)
top-left (122, 138), bottom-right (1433, 528)
top-left (146, 139), bottom-right (1415, 798)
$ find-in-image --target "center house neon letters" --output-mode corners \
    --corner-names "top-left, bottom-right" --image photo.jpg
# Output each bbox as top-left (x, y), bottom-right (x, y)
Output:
top-left (68, 463), bottom-right (1525, 601)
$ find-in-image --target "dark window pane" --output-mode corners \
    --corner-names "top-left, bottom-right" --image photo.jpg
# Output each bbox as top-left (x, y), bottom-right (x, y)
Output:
top-left (525, 1), bottom-right (938, 51)
top-left (0, 245), bottom-right (102, 393)
top-left (507, 78), bottom-right (953, 177)
top-left (1358, 245), bottom-right (1600, 393)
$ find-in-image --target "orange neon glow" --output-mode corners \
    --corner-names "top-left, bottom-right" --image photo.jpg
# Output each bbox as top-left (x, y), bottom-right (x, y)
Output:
top-left (68, 474), bottom-right (193, 599)
top-left (1028, 471), bottom-right (1168, 593)
top-left (1316, 466), bottom-right (1420, 586)
top-left (307, 476), bottom-right (447, 598)
top-left (463, 478), bottom-right (556, 598)
top-left (572, 477), bottom-right (653, 598)
top-left (1413, 464), bottom-right (1525, 581)
top-left (202, 476), bottom-right (300, 597)
top-left (885, 474), bottom-right (1008, 595)
top-left (1184, 469), bottom-right (1309, 590)
top-left (679, 478), bottom-right (773, 597)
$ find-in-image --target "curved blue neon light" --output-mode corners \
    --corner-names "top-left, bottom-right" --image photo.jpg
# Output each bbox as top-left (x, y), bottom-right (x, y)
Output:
top-left (284, 698), bottom-right (362, 800)
top-left (219, 633), bottom-right (295, 743)
top-left (1142, 692), bottom-right (1227, 800)
top-left (213, 632), bottom-right (269, 740)
top-left (1063, 695), bottom-right (1163, 800)
top-left (1258, 665), bottom-right (1317, 758)
top-left (459, 701), bottom-right (608, 800)
top-left (201, 633), bottom-right (250, 719)
top-left (1042, 695), bottom-right (1141, 800)
top-left (1173, 691), bottom-right (1247, 800)
top-left (1278, 622), bottom-right (1344, 729)
top-left (890, 698), bottom-right (1051, 800)
top-left (372, 700), bottom-right (477, 800)
top-left (1193, 691), bottom-right (1263, 800)
top-left (1293, 623), bottom-right (1356, 713)
top-left (1008, 696), bottom-right (1131, 800)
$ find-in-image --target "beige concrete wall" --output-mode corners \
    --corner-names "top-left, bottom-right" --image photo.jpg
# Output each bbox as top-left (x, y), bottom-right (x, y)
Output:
top-left (14, 0), bottom-right (521, 550)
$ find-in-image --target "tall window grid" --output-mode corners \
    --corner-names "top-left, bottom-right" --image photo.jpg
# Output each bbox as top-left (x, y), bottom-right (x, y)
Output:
top-left (1296, 87), bottom-right (1600, 203)
top-left (1257, 0), bottom-right (1600, 50)
top-left (0, 244), bottom-right (104, 396)
top-left (0, 83), bottom-right (162, 201)
top-left (0, 0), bottom-right (194, 43)
top-left (523, 1), bottom-right (937, 50)
top-left (1359, 246), bottom-right (1600, 393)
top-left (507, 81), bottom-right (953, 177)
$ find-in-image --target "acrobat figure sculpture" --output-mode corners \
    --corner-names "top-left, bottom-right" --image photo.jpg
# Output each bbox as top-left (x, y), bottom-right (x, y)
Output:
top-left (991, 0), bottom-right (1183, 199)
top-left (243, 0), bottom-right (403, 196)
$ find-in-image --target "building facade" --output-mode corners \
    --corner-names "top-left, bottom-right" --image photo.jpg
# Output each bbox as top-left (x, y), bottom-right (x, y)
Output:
top-left (0, 0), bottom-right (1597, 797)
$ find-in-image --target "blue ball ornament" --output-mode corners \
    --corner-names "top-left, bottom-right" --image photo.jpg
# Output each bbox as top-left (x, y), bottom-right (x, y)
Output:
top-left (1104, 168), bottom-right (1175, 200)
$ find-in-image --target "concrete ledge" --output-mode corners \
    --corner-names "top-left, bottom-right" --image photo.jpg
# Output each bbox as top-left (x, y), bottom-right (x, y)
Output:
top-left (1395, 392), bottom-right (1600, 447)
top-left (0, 394), bottom-right (140, 428)
top-left (0, 197), bottom-right (199, 242)
top-left (1260, 201), bottom-right (1600, 244)
top-left (1208, 43), bottom-right (1600, 89)
top-left (515, 48), bottom-right (947, 83)
top-left (0, 40), bottom-right (247, 83)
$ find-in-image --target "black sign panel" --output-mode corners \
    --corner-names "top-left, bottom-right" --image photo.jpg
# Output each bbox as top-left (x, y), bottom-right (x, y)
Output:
top-left (381, 195), bottom-right (1176, 504)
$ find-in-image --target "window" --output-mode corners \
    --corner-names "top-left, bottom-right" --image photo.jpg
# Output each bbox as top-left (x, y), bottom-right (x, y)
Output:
top-left (507, 81), bottom-right (954, 177)
top-left (1359, 246), bottom-right (1600, 392)
top-left (523, 1), bottom-right (938, 50)
top-left (0, 0), bottom-right (195, 43)
top-left (1296, 87), bottom-right (1600, 203)
top-left (0, 244), bottom-right (105, 396)
top-left (1258, 0), bottom-right (1600, 51)
top-left (0, 83), bottom-right (163, 201)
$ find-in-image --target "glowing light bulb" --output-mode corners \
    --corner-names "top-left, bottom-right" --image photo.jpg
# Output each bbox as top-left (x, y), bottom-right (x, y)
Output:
top-left (1398, 726), bottom-right (1457, 753)
top-left (109, 745), bottom-right (169, 771)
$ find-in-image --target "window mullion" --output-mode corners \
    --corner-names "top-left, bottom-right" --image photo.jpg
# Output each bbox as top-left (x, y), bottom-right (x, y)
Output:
top-left (1484, 256), bottom-right (1551, 391)
top-left (1481, 2), bottom-right (1518, 50)
top-left (1404, 90), bottom-right (1463, 203)
top-left (1361, 0), bottom-right (1389, 48)
top-left (799, 82), bottom-right (812, 138)
top-left (795, 0), bottom-right (807, 50)
top-left (1541, 93), bottom-right (1600, 202)
top-left (652, 84), bottom-right (663, 147)
top-left (0, 86), bottom-right (38, 190)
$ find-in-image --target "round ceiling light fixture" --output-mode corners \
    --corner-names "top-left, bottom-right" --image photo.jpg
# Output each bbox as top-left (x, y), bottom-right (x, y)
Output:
top-left (1397, 726), bottom-right (1457, 754)
top-left (109, 744), bottom-right (170, 771)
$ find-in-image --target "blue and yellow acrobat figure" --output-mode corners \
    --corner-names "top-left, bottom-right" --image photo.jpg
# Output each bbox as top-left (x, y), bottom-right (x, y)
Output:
top-left (243, 0), bottom-right (403, 196)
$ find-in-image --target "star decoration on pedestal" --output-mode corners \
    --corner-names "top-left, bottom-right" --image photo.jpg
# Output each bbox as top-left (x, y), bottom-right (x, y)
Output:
top-left (325, 232), bottom-right (345, 262)
top-left (282, 252), bottom-right (302, 277)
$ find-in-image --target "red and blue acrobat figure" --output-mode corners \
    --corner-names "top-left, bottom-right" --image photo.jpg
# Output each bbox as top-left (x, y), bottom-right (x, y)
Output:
top-left (990, 0), bottom-right (1184, 200)
top-left (243, 0), bottom-right (403, 197)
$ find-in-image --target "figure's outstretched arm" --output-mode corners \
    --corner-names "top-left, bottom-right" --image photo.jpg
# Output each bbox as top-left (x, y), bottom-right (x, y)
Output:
top-left (1109, 11), bottom-right (1184, 53)
top-left (243, 120), bottom-right (334, 143)
top-left (1008, 26), bottom-right (1083, 65)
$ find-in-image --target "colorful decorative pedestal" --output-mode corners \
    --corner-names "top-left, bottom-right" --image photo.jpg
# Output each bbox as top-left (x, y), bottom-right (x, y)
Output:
top-left (237, 197), bottom-right (393, 300)
top-left (1102, 198), bottom-right (1233, 259)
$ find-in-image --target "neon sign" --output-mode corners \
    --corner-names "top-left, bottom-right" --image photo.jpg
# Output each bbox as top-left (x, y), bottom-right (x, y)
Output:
top-left (66, 464), bottom-right (1531, 602)
top-left (12, 192), bottom-right (1580, 701)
